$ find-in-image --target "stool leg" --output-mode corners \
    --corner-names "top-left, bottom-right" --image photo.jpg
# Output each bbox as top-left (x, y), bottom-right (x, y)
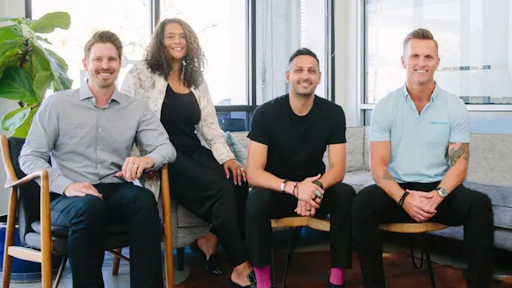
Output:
top-left (422, 234), bottom-right (436, 288)
top-left (410, 234), bottom-right (425, 269)
top-left (271, 245), bottom-right (277, 288)
top-left (176, 247), bottom-right (185, 271)
top-left (282, 227), bottom-right (301, 288)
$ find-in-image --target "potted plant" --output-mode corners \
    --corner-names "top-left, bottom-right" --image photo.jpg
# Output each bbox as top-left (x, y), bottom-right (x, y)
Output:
top-left (0, 11), bottom-right (72, 138)
top-left (0, 12), bottom-right (71, 282)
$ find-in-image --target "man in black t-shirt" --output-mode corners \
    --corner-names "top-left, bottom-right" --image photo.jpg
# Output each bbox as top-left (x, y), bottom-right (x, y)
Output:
top-left (245, 48), bottom-right (355, 288)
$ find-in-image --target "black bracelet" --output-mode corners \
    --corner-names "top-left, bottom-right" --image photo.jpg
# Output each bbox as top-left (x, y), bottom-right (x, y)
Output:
top-left (313, 180), bottom-right (324, 189)
top-left (398, 191), bottom-right (410, 206)
top-left (293, 182), bottom-right (299, 198)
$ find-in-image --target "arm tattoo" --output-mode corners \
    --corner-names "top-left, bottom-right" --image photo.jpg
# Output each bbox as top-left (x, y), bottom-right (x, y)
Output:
top-left (448, 142), bottom-right (469, 166)
top-left (383, 170), bottom-right (396, 181)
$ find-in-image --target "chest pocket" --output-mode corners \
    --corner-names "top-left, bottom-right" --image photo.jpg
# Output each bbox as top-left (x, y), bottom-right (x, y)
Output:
top-left (425, 121), bottom-right (450, 148)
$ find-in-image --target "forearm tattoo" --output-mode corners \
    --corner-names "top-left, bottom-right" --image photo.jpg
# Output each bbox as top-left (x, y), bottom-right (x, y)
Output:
top-left (383, 170), bottom-right (396, 181)
top-left (448, 142), bottom-right (469, 166)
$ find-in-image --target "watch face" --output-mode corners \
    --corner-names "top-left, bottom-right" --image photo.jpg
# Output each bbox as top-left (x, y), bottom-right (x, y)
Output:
top-left (437, 187), bottom-right (448, 197)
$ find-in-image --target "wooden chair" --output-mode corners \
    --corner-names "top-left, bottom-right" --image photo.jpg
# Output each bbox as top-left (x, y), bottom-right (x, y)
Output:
top-left (270, 216), bottom-right (330, 288)
top-left (379, 222), bottom-right (448, 288)
top-left (0, 135), bottom-right (174, 288)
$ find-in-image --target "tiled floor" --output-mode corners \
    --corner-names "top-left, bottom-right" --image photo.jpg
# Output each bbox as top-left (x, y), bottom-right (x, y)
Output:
top-left (5, 229), bottom-right (512, 287)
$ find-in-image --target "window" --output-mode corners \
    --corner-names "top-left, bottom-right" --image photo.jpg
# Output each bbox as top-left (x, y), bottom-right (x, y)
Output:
top-left (32, 0), bottom-right (151, 90)
top-left (256, 0), bottom-right (330, 104)
top-left (31, 0), bottom-right (334, 132)
top-left (160, 0), bottom-right (248, 106)
top-left (365, 0), bottom-right (512, 105)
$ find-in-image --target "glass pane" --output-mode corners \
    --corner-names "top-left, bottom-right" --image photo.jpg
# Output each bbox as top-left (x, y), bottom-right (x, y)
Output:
top-left (365, 0), bottom-right (512, 104)
top-left (468, 111), bottom-right (512, 134)
top-left (256, 0), bottom-right (328, 104)
top-left (364, 108), bottom-right (512, 134)
top-left (160, 0), bottom-right (248, 106)
top-left (217, 111), bottom-right (249, 132)
top-left (32, 0), bottom-right (151, 91)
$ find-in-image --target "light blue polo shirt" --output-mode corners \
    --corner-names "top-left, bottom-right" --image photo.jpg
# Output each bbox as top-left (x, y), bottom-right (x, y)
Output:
top-left (370, 83), bottom-right (470, 183)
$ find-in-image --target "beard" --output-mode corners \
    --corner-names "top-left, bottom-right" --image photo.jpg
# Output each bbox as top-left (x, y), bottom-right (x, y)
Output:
top-left (291, 81), bottom-right (316, 98)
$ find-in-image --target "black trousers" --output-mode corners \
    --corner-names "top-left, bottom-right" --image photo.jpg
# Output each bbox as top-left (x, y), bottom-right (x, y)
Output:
top-left (168, 146), bottom-right (249, 266)
top-left (352, 183), bottom-right (494, 288)
top-left (50, 182), bottom-right (163, 288)
top-left (246, 182), bottom-right (355, 268)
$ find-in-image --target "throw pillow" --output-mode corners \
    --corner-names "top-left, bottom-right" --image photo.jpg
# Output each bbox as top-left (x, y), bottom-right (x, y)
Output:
top-left (225, 131), bottom-right (248, 167)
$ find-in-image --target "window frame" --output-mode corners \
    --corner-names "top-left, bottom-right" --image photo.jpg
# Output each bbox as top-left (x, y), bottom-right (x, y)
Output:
top-left (360, 0), bottom-right (512, 126)
top-left (28, 0), bottom-right (336, 130)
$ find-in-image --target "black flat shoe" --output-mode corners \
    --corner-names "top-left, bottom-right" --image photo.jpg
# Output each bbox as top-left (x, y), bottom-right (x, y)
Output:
top-left (228, 271), bottom-right (256, 288)
top-left (190, 240), bottom-right (223, 275)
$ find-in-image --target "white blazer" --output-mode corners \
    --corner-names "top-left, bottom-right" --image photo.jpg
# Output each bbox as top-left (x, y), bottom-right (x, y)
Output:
top-left (121, 61), bottom-right (235, 197)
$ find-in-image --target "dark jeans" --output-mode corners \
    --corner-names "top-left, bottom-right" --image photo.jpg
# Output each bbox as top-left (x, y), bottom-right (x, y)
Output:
top-left (246, 182), bottom-right (355, 268)
top-left (50, 182), bottom-right (163, 288)
top-left (352, 183), bottom-right (494, 288)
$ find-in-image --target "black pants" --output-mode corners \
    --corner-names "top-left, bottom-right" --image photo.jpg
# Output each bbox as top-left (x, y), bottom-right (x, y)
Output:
top-left (168, 146), bottom-right (249, 266)
top-left (246, 182), bottom-right (355, 268)
top-left (50, 182), bottom-right (163, 288)
top-left (352, 183), bottom-right (494, 288)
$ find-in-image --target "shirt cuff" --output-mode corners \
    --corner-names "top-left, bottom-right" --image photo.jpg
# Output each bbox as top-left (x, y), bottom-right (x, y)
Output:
top-left (146, 153), bottom-right (164, 170)
top-left (51, 175), bottom-right (74, 195)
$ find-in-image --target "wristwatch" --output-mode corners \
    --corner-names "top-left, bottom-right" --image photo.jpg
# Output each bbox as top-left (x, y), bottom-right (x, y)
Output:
top-left (435, 186), bottom-right (448, 198)
top-left (313, 180), bottom-right (324, 189)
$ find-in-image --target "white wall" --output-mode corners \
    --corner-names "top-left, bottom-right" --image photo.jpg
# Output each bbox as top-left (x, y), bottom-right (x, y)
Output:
top-left (334, 0), bottom-right (360, 126)
top-left (0, 0), bottom-right (25, 215)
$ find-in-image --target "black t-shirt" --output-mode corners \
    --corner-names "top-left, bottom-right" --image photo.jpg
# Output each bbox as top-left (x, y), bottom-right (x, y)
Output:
top-left (248, 94), bottom-right (346, 181)
top-left (160, 84), bottom-right (202, 153)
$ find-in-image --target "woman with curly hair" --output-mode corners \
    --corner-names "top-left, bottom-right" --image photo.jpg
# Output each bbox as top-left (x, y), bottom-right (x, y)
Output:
top-left (122, 18), bottom-right (254, 288)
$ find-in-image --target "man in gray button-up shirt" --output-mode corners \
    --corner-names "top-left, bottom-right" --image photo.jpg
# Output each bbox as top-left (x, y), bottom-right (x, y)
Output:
top-left (19, 31), bottom-right (175, 288)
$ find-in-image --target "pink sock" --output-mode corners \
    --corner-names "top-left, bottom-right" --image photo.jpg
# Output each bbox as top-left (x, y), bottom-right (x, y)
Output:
top-left (254, 265), bottom-right (272, 288)
top-left (329, 268), bottom-right (344, 285)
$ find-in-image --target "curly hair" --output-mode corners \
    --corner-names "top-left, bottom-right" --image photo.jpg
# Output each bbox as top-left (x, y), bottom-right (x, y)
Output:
top-left (144, 18), bottom-right (206, 89)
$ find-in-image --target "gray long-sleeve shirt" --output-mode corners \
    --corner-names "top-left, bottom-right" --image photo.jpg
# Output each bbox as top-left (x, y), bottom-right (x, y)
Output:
top-left (19, 82), bottom-right (176, 194)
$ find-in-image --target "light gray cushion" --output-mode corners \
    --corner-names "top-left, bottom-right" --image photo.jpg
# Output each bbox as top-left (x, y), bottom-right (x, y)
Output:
top-left (177, 204), bottom-right (209, 228)
top-left (466, 133), bottom-right (512, 187)
top-left (364, 126), bottom-right (370, 170)
top-left (344, 170), bottom-right (374, 193)
top-left (464, 182), bottom-right (512, 230)
top-left (430, 226), bottom-right (512, 251)
top-left (346, 127), bottom-right (365, 172)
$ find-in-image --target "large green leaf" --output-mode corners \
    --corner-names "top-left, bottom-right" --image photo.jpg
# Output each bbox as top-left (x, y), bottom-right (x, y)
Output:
top-left (0, 106), bottom-right (31, 131)
top-left (12, 106), bottom-right (38, 138)
top-left (0, 66), bottom-right (37, 104)
top-left (30, 12), bottom-right (71, 34)
top-left (0, 17), bottom-right (32, 25)
top-left (0, 49), bottom-right (21, 79)
top-left (46, 48), bottom-right (69, 71)
top-left (32, 71), bottom-right (53, 102)
top-left (24, 45), bottom-right (51, 80)
top-left (0, 40), bottom-right (23, 59)
top-left (20, 24), bottom-right (36, 40)
top-left (0, 25), bottom-right (19, 41)
top-left (36, 36), bottom-right (52, 45)
top-left (31, 42), bottom-right (71, 91)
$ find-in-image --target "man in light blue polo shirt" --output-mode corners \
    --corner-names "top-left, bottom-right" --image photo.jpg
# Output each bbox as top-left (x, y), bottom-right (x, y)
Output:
top-left (352, 28), bottom-right (493, 288)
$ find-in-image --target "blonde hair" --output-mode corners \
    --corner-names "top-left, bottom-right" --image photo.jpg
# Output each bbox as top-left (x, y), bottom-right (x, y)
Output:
top-left (403, 28), bottom-right (438, 55)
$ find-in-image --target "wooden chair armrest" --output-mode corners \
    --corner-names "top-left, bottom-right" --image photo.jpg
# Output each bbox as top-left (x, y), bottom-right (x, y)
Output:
top-left (7, 170), bottom-right (53, 253)
top-left (5, 170), bottom-right (48, 188)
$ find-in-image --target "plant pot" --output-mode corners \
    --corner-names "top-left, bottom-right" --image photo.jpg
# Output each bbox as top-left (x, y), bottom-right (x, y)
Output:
top-left (0, 219), bottom-right (65, 282)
